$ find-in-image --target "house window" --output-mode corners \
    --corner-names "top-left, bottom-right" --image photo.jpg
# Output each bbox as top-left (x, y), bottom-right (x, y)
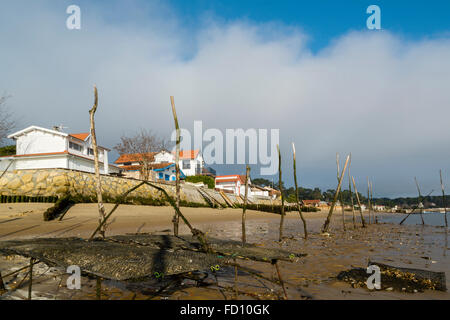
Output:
top-left (159, 173), bottom-right (163, 179)
top-left (88, 148), bottom-right (94, 156)
top-left (69, 141), bottom-right (82, 152)
top-left (123, 162), bottom-right (132, 166)
top-left (165, 174), bottom-right (169, 181)
top-left (182, 160), bottom-right (190, 169)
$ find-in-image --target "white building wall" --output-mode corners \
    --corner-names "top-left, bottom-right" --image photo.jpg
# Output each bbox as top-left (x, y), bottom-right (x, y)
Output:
top-left (16, 131), bottom-right (66, 155)
top-left (13, 156), bottom-right (68, 170)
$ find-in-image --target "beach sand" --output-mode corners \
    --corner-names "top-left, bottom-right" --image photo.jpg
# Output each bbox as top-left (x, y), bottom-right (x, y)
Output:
top-left (0, 203), bottom-right (448, 300)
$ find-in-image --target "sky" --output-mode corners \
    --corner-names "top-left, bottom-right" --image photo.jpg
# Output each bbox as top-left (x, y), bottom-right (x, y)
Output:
top-left (1, 0), bottom-right (450, 198)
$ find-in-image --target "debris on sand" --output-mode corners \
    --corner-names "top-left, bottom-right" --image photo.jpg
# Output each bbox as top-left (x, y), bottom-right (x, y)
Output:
top-left (0, 234), bottom-right (306, 281)
top-left (337, 261), bottom-right (446, 293)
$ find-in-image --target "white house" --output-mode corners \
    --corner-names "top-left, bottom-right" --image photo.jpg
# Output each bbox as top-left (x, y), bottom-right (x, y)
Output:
top-left (0, 126), bottom-right (120, 174)
top-left (154, 150), bottom-right (204, 176)
top-left (215, 175), bottom-right (250, 196)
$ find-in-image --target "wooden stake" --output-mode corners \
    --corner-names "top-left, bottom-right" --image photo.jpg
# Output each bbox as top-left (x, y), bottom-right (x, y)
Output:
top-left (337, 153), bottom-right (346, 231)
top-left (415, 177), bottom-right (425, 225)
top-left (367, 177), bottom-right (372, 224)
top-left (352, 176), bottom-right (366, 228)
top-left (277, 145), bottom-right (285, 242)
top-left (322, 155), bottom-right (350, 233)
top-left (27, 258), bottom-right (34, 300)
top-left (440, 170), bottom-right (448, 228)
top-left (274, 261), bottom-right (288, 300)
top-left (292, 143), bottom-right (307, 239)
top-left (370, 181), bottom-right (375, 223)
top-left (348, 154), bottom-right (356, 228)
top-left (170, 96), bottom-right (181, 236)
top-left (89, 86), bottom-right (106, 238)
top-left (242, 165), bottom-right (250, 246)
top-left (0, 271), bottom-right (5, 292)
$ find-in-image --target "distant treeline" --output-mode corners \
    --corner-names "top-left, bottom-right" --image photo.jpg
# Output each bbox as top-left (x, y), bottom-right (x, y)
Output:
top-left (251, 178), bottom-right (448, 208)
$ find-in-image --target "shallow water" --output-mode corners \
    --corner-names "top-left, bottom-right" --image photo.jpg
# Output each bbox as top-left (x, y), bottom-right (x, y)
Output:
top-left (1, 214), bottom-right (449, 300)
top-left (379, 212), bottom-right (449, 227)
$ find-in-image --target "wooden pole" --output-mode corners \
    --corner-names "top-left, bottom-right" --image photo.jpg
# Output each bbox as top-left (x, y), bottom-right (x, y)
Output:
top-left (321, 155), bottom-right (350, 233)
top-left (274, 261), bottom-right (288, 300)
top-left (367, 177), bottom-right (371, 224)
top-left (277, 145), bottom-right (285, 242)
top-left (89, 85), bottom-right (106, 238)
top-left (242, 165), bottom-right (250, 245)
top-left (170, 96), bottom-right (181, 236)
top-left (337, 153), bottom-right (346, 231)
top-left (348, 154), bottom-right (356, 228)
top-left (352, 176), bottom-right (366, 228)
top-left (370, 181), bottom-right (375, 223)
top-left (27, 258), bottom-right (34, 300)
top-left (292, 143), bottom-right (307, 239)
top-left (415, 177), bottom-right (425, 225)
top-left (0, 271), bottom-right (5, 292)
top-left (440, 170), bottom-right (448, 228)
top-left (96, 277), bottom-right (101, 300)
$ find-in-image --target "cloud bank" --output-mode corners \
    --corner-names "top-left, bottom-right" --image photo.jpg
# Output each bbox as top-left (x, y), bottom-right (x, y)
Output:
top-left (1, 0), bottom-right (450, 197)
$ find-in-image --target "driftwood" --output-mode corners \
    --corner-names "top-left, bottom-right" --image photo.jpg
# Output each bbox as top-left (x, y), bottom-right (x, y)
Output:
top-left (89, 86), bottom-right (106, 238)
top-left (292, 143), bottom-right (307, 239)
top-left (0, 235), bottom-right (306, 281)
top-left (322, 155), bottom-right (350, 233)
top-left (440, 170), bottom-right (448, 228)
top-left (242, 165), bottom-right (250, 245)
top-left (337, 153), bottom-right (346, 231)
top-left (351, 176), bottom-right (366, 228)
top-left (277, 145), bottom-right (285, 241)
top-left (170, 96), bottom-right (181, 236)
top-left (414, 177), bottom-right (425, 225)
top-left (348, 154), bottom-right (356, 228)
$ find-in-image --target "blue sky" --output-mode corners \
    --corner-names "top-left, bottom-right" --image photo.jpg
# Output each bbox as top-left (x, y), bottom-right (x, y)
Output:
top-left (1, 1), bottom-right (450, 197)
top-left (167, 0), bottom-right (450, 51)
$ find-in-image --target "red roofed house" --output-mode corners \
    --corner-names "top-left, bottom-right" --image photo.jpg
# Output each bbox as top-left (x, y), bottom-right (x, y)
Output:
top-left (0, 125), bottom-right (120, 174)
top-left (215, 174), bottom-right (251, 196)
top-left (114, 149), bottom-right (205, 180)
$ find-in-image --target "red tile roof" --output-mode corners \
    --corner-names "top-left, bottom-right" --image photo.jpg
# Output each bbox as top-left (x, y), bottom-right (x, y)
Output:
top-left (303, 199), bottom-right (321, 205)
top-left (215, 175), bottom-right (246, 184)
top-left (172, 150), bottom-right (199, 160)
top-left (115, 152), bottom-right (157, 164)
top-left (69, 133), bottom-right (90, 141)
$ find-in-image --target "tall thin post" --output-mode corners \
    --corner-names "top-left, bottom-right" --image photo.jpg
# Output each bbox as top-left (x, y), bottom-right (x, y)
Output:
top-left (170, 96), bottom-right (181, 236)
top-left (89, 86), bottom-right (106, 238)
top-left (440, 170), bottom-right (448, 228)
top-left (322, 155), bottom-right (350, 233)
top-left (367, 177), bottom-right (372, 224)
top-left (292, 143), bottom-right (307, 239)
top-left (352, 176), bottom-right (366, 228)
top-left (337, 153), bottom-right (346, 231)
top-left (242, 165), bottom-right (250, 245)
top-left (415, 177), bottom-right (425, 225)
top-left (348, 154), bottom-right (356, 228)
top-left (277, 145), bottom-right (285, 242)
top-left (370, 181), bottom-right (375, 223)
top-left (27, 258), bottom-right (34, 300)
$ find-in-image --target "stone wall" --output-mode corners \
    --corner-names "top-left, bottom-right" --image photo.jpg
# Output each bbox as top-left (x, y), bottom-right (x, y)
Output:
top-left (0, 168), bottom-right (280, 207)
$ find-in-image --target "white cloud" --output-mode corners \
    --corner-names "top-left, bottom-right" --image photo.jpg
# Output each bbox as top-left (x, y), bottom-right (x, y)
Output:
top-left (1, 1), bottom-right (449, 196)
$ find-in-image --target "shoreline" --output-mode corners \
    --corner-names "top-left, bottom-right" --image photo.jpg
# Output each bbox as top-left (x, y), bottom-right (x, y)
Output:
top-left (0, 203), bottom-right (448, 300)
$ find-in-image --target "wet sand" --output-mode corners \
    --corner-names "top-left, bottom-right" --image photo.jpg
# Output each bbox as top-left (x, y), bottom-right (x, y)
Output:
top-left (0, 203), bottom-right (448, 300)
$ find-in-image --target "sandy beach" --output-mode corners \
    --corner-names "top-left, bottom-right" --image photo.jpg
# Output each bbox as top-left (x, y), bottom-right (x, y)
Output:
top-left (0, 203), bottom-right (448, 300)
